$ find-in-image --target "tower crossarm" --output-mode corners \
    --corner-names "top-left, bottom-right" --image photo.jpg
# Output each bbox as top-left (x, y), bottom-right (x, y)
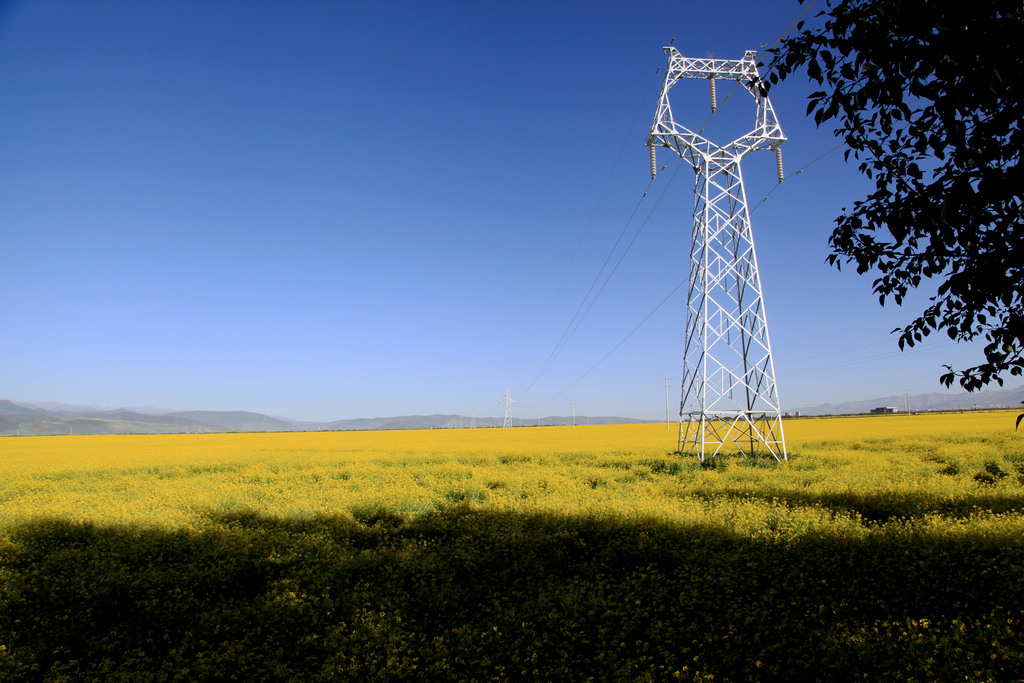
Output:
top-left (648, 47), bottom-right (785, 165)
top-left (666, 50), bottom-right (760, 81)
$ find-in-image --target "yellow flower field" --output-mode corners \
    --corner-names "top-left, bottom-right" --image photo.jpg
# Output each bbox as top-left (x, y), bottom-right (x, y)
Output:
top-left (3, 410), bottom-right (1023, 681)
top-left (1, 410), bottom-right (1021, 535)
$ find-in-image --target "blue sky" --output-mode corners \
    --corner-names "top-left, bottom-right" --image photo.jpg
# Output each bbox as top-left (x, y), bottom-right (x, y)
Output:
top-left (0, 0), bottom-right (996, 421)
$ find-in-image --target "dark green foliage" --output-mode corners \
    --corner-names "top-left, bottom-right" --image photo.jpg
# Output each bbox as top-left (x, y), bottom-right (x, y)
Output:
top-left (767, 0), bottom-right (1024, 391)
top-left (2, 506), bottom-right (1024, 682)
top-left (974, 461), bottom-right (1010, 485)
top-left (638, 458), bottom-right (685, 476)
top-left (689, 485), bottom-right (1024, 524)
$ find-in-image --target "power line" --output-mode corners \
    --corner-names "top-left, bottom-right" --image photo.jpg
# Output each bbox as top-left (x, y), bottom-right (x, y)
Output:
top-left (750, 141), bottom-right (846, 214)
top-left (516, 4), bottom-right (707, 399)
top-left (521, 155), bottom-right (688, 401)
top-left (779, 340), bottom-right (956, 377)
top-left (535, 276), bottom-right (688, 407)
top-left (521, 2), bottom-right (822, 408)
top-left (667, 0), bottom-right (699, 47)
top-left (514, 60), bottom-right (667, 382)
top-left (519, 172), bottom-right (658, 399)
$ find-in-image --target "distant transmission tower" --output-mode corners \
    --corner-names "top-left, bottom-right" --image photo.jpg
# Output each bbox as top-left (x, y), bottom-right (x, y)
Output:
top-left (500, 388), bottom-right (516, 429)
top-left (648, 48), bottom-right (787, 462)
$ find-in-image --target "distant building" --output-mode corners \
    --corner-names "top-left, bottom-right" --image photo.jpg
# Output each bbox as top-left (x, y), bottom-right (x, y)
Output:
top-left (870, 406), bottom-right (898, 414)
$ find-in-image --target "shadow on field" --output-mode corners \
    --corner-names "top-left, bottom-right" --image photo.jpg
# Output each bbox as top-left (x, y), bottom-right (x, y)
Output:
top-left (686, 486), bottom-right (1024, 525)
top-left (2, 506), bottom-right (1023, 682)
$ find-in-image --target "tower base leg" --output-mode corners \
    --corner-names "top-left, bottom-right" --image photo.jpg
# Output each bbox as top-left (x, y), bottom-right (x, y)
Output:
top-left (678, 411), bottom-right (786, 462)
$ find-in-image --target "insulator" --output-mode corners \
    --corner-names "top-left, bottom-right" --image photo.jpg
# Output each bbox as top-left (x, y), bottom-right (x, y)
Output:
top-left (649, 145), bottom-right (657, 178)
top-left (775, 148), bottom-right (784, 182)
top-left (709, 76), bottom-right (717, 112)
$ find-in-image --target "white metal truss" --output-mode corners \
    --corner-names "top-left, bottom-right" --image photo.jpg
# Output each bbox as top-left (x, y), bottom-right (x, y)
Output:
top-left (648, 47), bottom-right (787, 462)
top-left (501, 388), bottom-right (516, 429)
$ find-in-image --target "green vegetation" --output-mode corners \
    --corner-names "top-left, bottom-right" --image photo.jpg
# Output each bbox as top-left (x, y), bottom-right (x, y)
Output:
top-left (1, 505), bottom-right (1023, 682)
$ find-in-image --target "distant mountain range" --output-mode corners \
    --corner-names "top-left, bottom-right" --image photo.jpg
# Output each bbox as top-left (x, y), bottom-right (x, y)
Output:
top-left (3, 385), bottom-right (1022, 436)
top-left (0, 400), bottom-right (651, 436)
top-left (790, 384), bottom-right (1024, 416)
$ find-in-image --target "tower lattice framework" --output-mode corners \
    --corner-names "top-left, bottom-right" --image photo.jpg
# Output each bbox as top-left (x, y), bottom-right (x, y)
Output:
top-left (648, 48), bottom-right (787, 461)
top-left (501, 388), bottom-right (516, 429)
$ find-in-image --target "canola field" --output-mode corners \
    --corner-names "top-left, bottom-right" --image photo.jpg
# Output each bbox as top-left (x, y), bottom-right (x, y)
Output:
top-left (1, 411), bottom-right (1023, 681)
top-left (1, 410), bottom-right (1022, 534)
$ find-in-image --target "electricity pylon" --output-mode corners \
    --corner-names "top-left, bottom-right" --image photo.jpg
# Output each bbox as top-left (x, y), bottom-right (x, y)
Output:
top-left (501, 388), bottom-right (516, 429)
top-left (648, 48), bottom-right (787, 462)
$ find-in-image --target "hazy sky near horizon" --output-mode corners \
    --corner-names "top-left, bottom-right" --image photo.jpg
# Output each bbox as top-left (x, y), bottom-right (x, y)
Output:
top-left (1, 0), bottom-right (997, 421)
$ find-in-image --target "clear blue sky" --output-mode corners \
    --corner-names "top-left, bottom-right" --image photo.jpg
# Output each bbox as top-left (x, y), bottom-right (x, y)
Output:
top-left (0, 0), bottom-right (994, 421)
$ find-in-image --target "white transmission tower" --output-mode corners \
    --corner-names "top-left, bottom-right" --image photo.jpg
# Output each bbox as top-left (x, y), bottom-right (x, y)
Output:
top-left (500, 388), bottom-right (516, 429)
top-left (648, 48), bottom-right (787, 462)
